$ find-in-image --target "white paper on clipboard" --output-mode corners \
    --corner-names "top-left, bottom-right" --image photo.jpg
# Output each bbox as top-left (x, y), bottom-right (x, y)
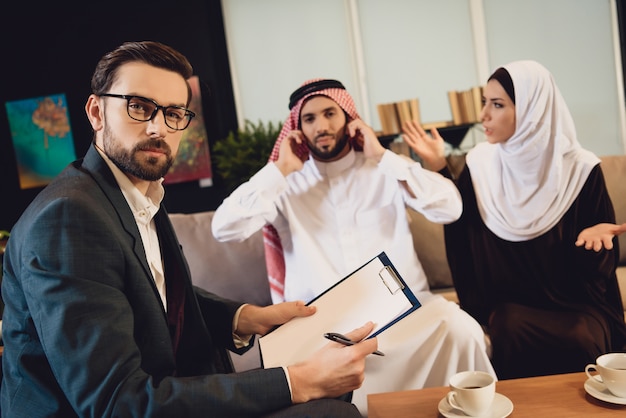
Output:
top-left (258, 252), bottom-right (421, 368)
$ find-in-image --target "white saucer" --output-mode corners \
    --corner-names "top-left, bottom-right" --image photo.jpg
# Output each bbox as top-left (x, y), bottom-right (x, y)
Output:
top-left (438, 392), bottom-right (513, 418)
top-left (584, 377), bottom-right (626, 405)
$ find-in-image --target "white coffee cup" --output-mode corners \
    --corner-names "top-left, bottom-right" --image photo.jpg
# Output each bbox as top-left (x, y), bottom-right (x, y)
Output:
top-left (585, 352), bottom-right (626, 398)
top-left (446, 371), bottom-right (496, 416)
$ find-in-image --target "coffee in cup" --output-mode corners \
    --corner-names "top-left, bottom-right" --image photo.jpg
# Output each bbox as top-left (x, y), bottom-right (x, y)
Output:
top-left (446, 371), bottom-right (496, 416)
top-left (585, 352), bottom-right (626, 398)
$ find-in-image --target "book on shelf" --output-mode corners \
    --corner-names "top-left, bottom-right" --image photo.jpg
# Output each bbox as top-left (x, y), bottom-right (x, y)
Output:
top-left (408, 98), bottom-right (421, 125)
top-left (422, 120), bottom-right (454, 130)
top-left (471, 86), bottom-right (483, 121)
top-left (395, 100), bottom-right (412, 128)
top-left (377, 103), bottom-right (399, 135)
top-left (456, 91), bottom-right (468, 124)
top-left (464, 89), bottom-right (476, 123)
top-left (448, 90), bottom-right (462, 125)
top-left (447, 85), bottom-right (483, 125)
top-left (377, 98), bottom-right (421, 135)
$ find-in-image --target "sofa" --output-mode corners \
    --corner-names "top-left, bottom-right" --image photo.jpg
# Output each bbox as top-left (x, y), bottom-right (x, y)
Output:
top-left (169, 154), bottom-right (626, 370)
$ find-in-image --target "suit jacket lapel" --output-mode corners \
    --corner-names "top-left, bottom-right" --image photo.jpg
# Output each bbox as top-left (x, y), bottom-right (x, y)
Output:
top-left (80, 143), bottom-right (232, 375)
top-left (156, 210), bottom-right (233, 375)
top-left (80, 144), bottom-right (154, 285)
top-left (155, 211), bottom-right (186, 358)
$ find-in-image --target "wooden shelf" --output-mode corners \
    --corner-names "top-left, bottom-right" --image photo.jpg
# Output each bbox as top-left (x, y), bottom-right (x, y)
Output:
top-left (437, 123), bottom-right (474, 148)
top-left (377, 123), bottom-right (474, 150)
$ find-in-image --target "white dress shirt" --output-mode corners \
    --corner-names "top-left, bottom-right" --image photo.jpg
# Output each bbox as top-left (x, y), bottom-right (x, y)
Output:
top-left (95, 147), bottom-right (167, 309)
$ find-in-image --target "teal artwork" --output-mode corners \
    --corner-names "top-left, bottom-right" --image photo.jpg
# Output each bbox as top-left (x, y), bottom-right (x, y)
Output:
top-left (5, 94), bottom-right (76, 189)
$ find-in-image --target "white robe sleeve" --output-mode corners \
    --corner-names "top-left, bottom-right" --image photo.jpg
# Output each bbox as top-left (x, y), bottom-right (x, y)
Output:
top-left (378, 150), bottom-right (462, 224)
top-left (211, 162), bottom-right (287, 242)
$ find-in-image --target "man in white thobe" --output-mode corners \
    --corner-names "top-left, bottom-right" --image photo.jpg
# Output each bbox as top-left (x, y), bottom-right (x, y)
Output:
top-left (212, 79), bottom-right (495, 415)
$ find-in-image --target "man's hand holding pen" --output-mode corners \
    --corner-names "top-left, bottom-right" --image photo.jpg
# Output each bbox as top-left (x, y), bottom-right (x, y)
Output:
top-left (287, 322), bottom-right (379, 403)
top-left (324, 331), bottom-right (385, 356)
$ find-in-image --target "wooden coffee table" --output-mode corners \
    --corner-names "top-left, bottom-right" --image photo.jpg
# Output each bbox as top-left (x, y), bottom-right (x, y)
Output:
top-left (368, 372), bottom-right (625, 417)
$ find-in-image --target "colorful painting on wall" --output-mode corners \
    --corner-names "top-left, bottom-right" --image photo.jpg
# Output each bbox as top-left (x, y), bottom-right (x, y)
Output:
top-left (5, 94), bottom-right (76, 189)
top-left (163, 75), bottom-right (213, 186)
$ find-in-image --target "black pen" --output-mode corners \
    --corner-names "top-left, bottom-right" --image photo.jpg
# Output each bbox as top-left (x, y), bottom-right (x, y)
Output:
top-left (323, 332), bottom-right (385, 356)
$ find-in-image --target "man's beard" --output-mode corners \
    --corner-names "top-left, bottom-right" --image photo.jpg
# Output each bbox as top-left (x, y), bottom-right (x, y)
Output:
top-left (307, 130), bottom-right (350, 161)
top-left (102, 124), bottom-right (174, 181)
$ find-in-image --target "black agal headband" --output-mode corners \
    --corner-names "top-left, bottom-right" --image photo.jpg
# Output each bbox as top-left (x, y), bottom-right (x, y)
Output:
top-left (288, 79), bottom-right (346, 109)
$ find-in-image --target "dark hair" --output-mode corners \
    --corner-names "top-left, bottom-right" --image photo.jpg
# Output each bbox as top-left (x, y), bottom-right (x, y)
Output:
top-left (488, 67), bottom-right (515, 104)
top-left (90, 41), bottom-right (194, 105)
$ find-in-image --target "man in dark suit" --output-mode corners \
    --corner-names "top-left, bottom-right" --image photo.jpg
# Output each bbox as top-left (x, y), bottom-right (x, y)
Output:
top-left (0, 41), bottom-right (377, 417)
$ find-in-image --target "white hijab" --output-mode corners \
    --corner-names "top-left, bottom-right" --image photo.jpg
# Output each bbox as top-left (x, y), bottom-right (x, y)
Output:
top-left (466, 60), bottom-right (600, 242)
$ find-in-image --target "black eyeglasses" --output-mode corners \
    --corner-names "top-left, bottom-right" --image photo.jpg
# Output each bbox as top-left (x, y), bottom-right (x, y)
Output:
top-left (100, 93), bottom-right (196, 131)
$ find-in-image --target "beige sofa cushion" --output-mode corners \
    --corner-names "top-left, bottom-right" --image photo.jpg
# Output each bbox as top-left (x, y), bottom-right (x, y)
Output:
top-left (600, 155), bottom-right (626, 264)
top-left (406, 208), bottom-right (454, 290)
top-left (169, 211), bottom-right (272, 306)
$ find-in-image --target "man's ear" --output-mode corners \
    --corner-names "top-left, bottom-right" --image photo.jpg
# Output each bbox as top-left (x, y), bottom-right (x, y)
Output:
top-left (85, 94), bottom-right (104, 131)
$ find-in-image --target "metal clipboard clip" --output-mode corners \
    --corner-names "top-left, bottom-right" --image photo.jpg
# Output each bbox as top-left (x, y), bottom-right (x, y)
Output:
top-left (379, 265), bottom-right (404, 295)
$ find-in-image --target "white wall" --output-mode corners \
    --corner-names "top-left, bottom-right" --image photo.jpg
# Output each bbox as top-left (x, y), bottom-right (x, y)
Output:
top-left (221, 0), bottom-right (356, 126)
top-left (222, 0), bottom-right (626, 156)
top-left (482, 0), bottom-right (625, 156)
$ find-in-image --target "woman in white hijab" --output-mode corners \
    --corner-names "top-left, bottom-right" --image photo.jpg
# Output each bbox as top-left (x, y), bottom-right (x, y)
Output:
top-left (403, 60), bottom-right (626, 379)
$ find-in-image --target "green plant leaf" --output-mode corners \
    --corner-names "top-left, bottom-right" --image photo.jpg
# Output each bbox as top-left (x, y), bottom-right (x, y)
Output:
top-left (213, 119), bottom-right (283, 192)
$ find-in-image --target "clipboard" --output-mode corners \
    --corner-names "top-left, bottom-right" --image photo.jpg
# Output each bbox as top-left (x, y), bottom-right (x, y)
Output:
top-left (258, 251), bottom-right (421, 368)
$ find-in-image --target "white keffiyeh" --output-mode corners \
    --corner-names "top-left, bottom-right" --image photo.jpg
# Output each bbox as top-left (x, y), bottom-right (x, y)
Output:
top-left (466, 60), bottom-right (600, 241)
